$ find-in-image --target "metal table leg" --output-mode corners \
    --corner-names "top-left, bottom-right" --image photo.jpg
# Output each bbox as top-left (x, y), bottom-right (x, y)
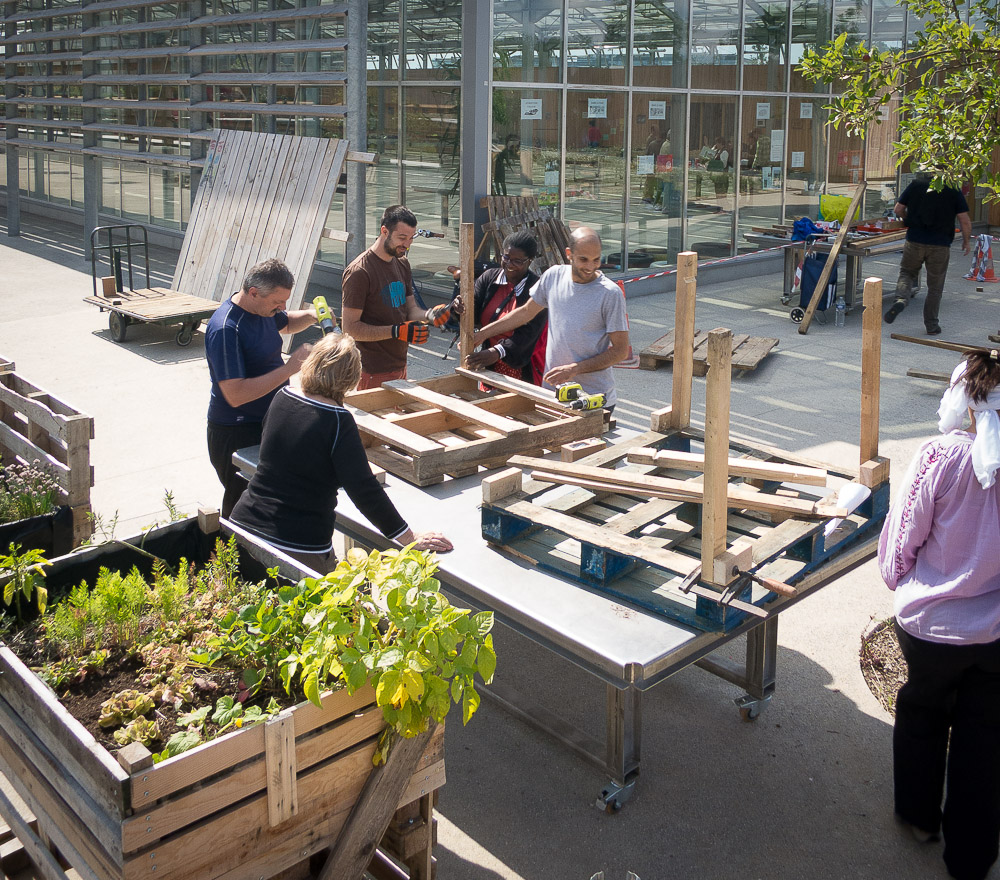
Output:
top-left (735, 616), bottom-right (778, 720)
top-left (596, 684), bottom-right (641, 813)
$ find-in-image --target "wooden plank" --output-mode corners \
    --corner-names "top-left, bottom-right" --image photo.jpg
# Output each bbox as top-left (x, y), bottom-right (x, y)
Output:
top-left (348, 408), bottom-right (446, 456)
top-left (860, 277), bottom-right (882, 464)
top-left (382, 381), bottom-right (529, 437)
top-left (0, 378), bottom-right (82, 444)
top-left (702, 329), bottom-right (733, 585)
top-left (316, 725), bottom-right (437, 880)
top-left (454, 367), bottom-right (564, 408)
top-left (799, 181), bottom-right (866, 334)
top-left (731, 336), bottom-right (779, 371)
top-left (0, 785), bottom-right (69, 880)
top-left (890, 332), bottom-right (996, 356)
top-left (627, 448), bottom-right (828, 486)
top-left (265, 712), bottom-right (298, 828)
top-left (906, 368), bottom-right (950, 382)
top-left (671, 251), bottom-right (697, 429)
top-left (460, 223), bottom-right (475, 368)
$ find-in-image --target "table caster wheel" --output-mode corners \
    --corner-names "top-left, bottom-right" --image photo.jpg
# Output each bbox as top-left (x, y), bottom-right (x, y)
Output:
top-left (790, 307), bottom-right (805, 323)
top-left (736, 693), bottom-right (771, 722)
top-left (176, 324), bottom-right (194, 346)
top-left (109, 311), bottom-right (129, 342)
top-left (595, 774), bottom-right (637, 813)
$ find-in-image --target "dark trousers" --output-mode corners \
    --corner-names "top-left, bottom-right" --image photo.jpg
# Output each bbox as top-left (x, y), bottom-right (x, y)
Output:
top-left (895, 240), bottom-right (951, 331)
top-left (206, 421), bottom-right (263, 518)
top-left (894, 621), bottom-right (1000, 880)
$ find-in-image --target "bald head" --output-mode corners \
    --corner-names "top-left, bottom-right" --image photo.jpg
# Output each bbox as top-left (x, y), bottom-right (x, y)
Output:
top-left (569, 227), bottom-right (602, 253)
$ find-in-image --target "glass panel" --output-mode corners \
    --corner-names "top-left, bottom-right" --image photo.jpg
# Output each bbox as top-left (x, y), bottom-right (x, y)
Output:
top-left (632, 0), bottom-right (690, 89)
top-left (564, 90), bottom-right (625, 267)
top-left (742, 0), bottom-right (788, 92)
top-left (566, 0), bottom-right (628, 87)
top-left (101, 159), bottom-right (121, 216)
top-left (491, 87), bottom-right (561, 209)
top-left (628, 95), bottom-right (686, 266)
top-left (687, 95), bottom-right (737, 257)
top-left (737, 96), bottom-right (786, 252)
top-left (47, 152), bottom-right (71, 205)
top-left (493, 0), bottom-right (563, 84)
top-left (827, 125), bottom-right (865, 205)
top-left (121, 163), bottom-right (150, 222)
top-left (871, 0), bottom-right (904, 50)
top-left (864, 94), bottom-right (900, 218)
top-left (784, 98), bottom-right (828, 223)
top-left (151, 168), bottom-right (183, 229)
top-left (690, 0), bottom-right (739, 90)
top-left (789, 0), bottom-right (831, 93)
top-left (834, 0), bottom-right (870, 44)
top-left (400, 85), bottom-right (460, 284)
top-left (369, 0), bottom-right (400, 81)
top-left (358, 85), bottom-right (400, 251)
top-left (403, 0), bottom-right (461, 81)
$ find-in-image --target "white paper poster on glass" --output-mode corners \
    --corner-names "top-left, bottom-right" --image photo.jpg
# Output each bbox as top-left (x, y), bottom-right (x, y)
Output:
top-left (770, 129), bottom-right (784, 163)
top-left (648, 101), bottom-right (666, 120)
top-left (588, 98), bottom-right (608, 119)
top-left (520, 98), bottom-right (542, 120)
top-left (799, 102), bottom-right (813, 120)
top-left (791, 151), bottom-right (805, 169)
top-left (756, 102), bottom-right (770, 121)
top-left (544, 169), bottom-right (559, 186)
top-left (637, 155), bottom-right (655, 175)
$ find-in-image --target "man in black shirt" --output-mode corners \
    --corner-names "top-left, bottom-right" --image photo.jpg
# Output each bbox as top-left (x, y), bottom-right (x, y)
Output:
top-left (884, 175), bottom-right (972, 335)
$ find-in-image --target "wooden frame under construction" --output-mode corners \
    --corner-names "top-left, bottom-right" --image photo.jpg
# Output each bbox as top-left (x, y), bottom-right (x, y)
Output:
top-left (480, 252), bottom-right (892, 633)
top-left (346, 369), bottom-right (606, 487)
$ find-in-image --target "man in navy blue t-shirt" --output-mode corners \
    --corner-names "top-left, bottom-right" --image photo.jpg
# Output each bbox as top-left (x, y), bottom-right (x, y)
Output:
top-left (205, 258), bottom-right (318, 516)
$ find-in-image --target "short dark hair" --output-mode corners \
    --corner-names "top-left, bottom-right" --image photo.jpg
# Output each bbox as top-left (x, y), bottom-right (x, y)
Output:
top-left (381, 204), bottom-right (417, 232)
top-left (503, 230), bottom-right (539, 260)
top-left (962, 350), bottom-right (1000, 403)
top-left (242, 258), bottom-right (294, 294)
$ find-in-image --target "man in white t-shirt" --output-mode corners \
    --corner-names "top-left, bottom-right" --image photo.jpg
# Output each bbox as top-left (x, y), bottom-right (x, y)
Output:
top-left (471, 227), bottom-right (630, 409)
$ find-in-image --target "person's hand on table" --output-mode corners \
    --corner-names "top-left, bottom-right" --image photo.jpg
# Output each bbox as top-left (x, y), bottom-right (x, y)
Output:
top-left (466, 348), bottom-right (501, 370)
top-left (411, 532), bottom-right (453, 552)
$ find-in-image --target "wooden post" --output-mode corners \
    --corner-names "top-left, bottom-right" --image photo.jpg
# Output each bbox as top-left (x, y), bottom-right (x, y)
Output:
top-left (798, 181), bottom-right (866, 334)
top-left (459, 223), bottom-right (475, 369)
top-left (701, 328), bottom-right (732, 586)
top-left (860, 276), bottom-right (883, 466)
top-left (670, 251), bottom-right (697, 429)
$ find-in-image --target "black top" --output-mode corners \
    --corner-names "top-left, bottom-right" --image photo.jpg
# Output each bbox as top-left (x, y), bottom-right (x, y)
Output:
top-left (230, 388), bottom-right (408, 553)
top-left (474, 267), bottom-right (546, 382)
top-left (898, 179), bottom-right (969, 247)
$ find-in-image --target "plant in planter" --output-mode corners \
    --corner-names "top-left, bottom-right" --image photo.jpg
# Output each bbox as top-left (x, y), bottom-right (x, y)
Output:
top-left (0, 459), bottom-right (59, 525)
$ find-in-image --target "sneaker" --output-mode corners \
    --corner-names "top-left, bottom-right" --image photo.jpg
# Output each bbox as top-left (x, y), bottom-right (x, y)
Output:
top-left (926, 325), bottom-right (942, 335)
top-left (884, 299), bottom-right (906, 324)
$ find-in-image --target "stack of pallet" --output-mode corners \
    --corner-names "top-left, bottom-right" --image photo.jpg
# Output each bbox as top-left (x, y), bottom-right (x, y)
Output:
top-left (477, 195), bottom-right (572, 272)
top-left (0, 358), bottom-right (94, 546)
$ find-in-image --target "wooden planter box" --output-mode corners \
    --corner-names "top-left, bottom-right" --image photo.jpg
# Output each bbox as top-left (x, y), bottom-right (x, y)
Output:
top-left (0, 358), bottom-right (94, 547)
top-left (0, 516), bottom-right (444, 880)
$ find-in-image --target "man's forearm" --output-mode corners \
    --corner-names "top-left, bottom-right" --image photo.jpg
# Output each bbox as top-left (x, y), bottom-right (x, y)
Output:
top-left (958, 213), bottom-right (972, 242)
top-left (342, 318), bottom-right (396, 342)
top-left (573, 341), bottom-right (629, 376)
top-left (283, 310), bottom-right (317, 334)
top-left (219, 362), bottom-right (296, 409)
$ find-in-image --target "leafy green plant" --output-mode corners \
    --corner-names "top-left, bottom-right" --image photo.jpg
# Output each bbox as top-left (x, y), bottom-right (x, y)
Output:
top-left (99, 689), bottom-right (155, 728)
top-left (114, 717), bottom-right (161, 747)
top-left (92, 567), bottom-right (147, 647)
top-left (280, 546), bottom-right (496, 762)
top-left (0, 544), bottom-right (49, 623)
top-left (0, 460), bottom-right (60, 524)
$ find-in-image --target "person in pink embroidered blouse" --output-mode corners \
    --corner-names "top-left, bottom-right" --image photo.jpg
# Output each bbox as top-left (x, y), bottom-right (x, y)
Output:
top-left (878, 349), bottom-right (1000, 880)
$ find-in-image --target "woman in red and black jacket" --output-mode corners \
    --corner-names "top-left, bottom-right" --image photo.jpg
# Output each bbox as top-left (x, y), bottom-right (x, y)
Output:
top-left (466, 231), bottom-right (547, 384)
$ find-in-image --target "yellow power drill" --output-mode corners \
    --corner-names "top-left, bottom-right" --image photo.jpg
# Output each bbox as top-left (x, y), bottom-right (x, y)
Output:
top-left (313, 296), bottom-right (338, 335)
top-left (555, 382), bottom-right (606, 410)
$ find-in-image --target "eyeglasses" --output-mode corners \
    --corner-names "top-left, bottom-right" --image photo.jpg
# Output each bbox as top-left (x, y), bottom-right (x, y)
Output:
top-left (501, 253), bottom-right (530, 268)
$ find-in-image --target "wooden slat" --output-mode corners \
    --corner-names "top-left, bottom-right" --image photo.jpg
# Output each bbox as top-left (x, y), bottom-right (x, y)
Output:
top-left (264, 712), bottom-right (298, 828)
top-left (382, 381), bottom-right (529, 437)
top-left (671, 251), bottom-right (697, 428)
top-left (860, 277), bottom-right (882, 464)
top-left (701, 329), bottom-right (733, 585)
top-left (454, 366), bottom-right (564, 409)
top-left (349, 408), bottom-right (445, 456)
top-left (627, 448), bottom-right (828, 486)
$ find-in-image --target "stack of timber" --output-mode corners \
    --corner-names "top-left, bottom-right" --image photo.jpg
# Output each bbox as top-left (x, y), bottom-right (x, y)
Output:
top-left (638, 329), bottom-right (779, 376)
top-left (481, 428), bottom-right (886, 632)
top-left (477, 195), bottom-right (572, 273)
top-left (345, 368), bottom-right (605, 486)
top-left (0, 358), bottom-right (94, 546)
top-left (0, 516), bottom-right (444, 880)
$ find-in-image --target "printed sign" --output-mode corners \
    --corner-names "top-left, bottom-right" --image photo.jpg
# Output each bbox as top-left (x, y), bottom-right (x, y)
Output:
top-left (588, 98), bottom-right (607, 119)
top-left (544, 169), bottom-right (559, 186)
top-left (637, 155), bottom-right (655, 175)
top-left (791, 151), bottom-right (805, 169)
top-left (648, 100), bottom-right (666, 120)
top-left (800, 102), bottom-right (813, 119)
top-left (756, 102), bottom-right (770, 121)
top-left (770, 129), bottom-right (784, 163)
top-left (521, 98), bottom-right (542, 120)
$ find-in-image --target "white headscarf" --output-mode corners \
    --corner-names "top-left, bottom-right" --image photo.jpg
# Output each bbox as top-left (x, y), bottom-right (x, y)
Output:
top-left (937, 357), bottom-right (1000, 488)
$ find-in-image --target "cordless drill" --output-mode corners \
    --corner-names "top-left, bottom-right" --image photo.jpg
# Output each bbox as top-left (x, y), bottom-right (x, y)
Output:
top-left (555, 382), bottom-right (606, 410)
top-left (313, 296), bottom-right (338, 335)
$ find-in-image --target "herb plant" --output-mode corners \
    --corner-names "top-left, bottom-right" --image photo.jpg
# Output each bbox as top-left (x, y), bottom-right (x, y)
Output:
top-left (0, 544), bottom-right (49, 624)
top-left (0, 460), bottom-right (59, 524)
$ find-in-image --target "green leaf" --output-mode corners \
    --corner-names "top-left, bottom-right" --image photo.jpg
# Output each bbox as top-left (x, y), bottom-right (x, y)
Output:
top-left (477, 639), bottom-right (497, 684)
top-left (161, 728), bottom-right (202, 759)
top-left (211, 696), bottom-right (243, 727)
top-left (303, 670), bottom-right (321, 707)
top-left (462, 687), bottom-right (481, 725)
top-left (178, 705), bottom-right (211, 727)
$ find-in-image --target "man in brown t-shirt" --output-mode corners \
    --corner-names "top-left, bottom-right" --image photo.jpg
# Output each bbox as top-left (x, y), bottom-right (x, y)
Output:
top-left (342, 205), bottom-right (452, 390)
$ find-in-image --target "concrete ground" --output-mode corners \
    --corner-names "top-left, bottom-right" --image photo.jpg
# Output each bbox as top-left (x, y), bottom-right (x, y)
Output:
top-left (2, 213), bottom-right (998, 880)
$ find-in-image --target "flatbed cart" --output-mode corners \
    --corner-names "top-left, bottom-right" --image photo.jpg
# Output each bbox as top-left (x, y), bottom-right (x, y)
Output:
top-left (84, 224), bottom-right (220, 346)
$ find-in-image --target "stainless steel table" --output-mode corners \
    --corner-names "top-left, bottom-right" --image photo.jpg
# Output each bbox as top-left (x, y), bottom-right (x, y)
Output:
top-left (233, 445), bottom-right (875, 810)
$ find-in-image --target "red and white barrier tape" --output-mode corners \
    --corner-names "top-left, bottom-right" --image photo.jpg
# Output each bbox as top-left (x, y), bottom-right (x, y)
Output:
top-left (620, 242), bottom-right (801, 286)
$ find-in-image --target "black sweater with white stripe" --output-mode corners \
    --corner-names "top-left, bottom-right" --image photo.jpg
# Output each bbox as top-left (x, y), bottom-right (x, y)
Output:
top-left (231, 387), bottom-right (408, 553)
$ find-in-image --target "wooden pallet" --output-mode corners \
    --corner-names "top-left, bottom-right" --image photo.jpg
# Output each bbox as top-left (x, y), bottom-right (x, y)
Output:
top-left (481, 428), bottom-right (888, 633)
top-left (0, 360), bottom-right (94, 546)
top-left (477, 196), bottom-right (572, 272)
top-left (172, 130), bottom-right (349, 312)
top-left (638, 329), bottom-right (778, 376)
top-left (345, 368), bottom-right (605, 487)
top-left (82, 287), bottom-right (219, 323)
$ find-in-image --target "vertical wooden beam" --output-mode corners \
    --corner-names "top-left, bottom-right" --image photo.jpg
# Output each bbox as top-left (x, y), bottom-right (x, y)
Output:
top-left (701, 328), bottom-right (732, 586)
top-left (860, 276), bottom-right (883, 465)
top-left (670, 251), bottom-right (698, 429)
top-left (264, 712), bottom-right (298, 827)
top-left (459, 222), bottom-right (475, 368)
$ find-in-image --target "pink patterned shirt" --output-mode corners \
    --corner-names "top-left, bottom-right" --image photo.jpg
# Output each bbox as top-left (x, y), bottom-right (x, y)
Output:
top-left (878, 431), bottom-right (1000, 644)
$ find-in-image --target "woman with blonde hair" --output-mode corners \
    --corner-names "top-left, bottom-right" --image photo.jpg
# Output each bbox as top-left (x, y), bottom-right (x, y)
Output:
top-left (230, 333), bottom-right (452, 574)
top-left (879, 348), bottom-right (1000, 880)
